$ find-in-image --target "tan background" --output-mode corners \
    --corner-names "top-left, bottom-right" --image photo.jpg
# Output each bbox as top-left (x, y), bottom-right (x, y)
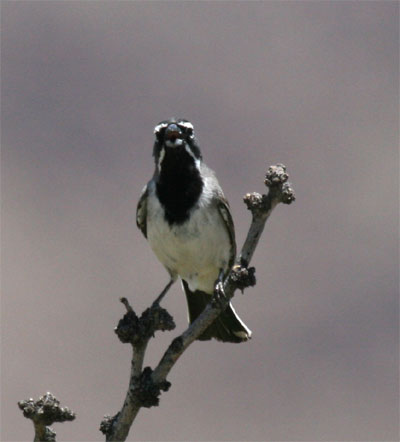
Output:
top-left (1, 2), bottom-right (398, 441)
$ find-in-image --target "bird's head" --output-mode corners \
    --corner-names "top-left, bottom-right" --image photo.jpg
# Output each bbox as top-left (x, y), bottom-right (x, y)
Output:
top-left (152, 118), bottom-right (202, 170)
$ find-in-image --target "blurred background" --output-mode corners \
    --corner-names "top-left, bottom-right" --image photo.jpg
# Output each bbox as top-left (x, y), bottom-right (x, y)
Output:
top-left (1, 2), bottom-right (398, 441)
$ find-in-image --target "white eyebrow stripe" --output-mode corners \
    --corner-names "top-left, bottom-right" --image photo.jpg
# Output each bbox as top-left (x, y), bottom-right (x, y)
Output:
top-left (178, 121), bottom-right (194, 130)
top-left (154, 122), bottom-right (169, 134)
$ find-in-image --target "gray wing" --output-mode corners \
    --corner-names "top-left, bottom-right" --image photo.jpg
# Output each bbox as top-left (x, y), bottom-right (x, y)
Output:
top-left (201, 163), bottom-right (237, 269)
top-left (216, 196), bottom-right (237, 270)
top-left (136, 184), bottom-right (148, 238)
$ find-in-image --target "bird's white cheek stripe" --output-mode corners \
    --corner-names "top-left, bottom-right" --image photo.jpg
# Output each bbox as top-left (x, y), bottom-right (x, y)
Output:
top-left (158, 147), bottom-right (165, 171)
top-left (184, 144), bottom-right (201, 169)
top-left (158, 143), bottom-right (200, 172)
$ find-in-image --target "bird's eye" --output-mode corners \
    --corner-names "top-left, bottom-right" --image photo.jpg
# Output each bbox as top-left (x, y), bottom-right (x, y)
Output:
top-left (177, 121), bottom-right (194, 136)
top-left (180, 125), bottom-right (193, 137)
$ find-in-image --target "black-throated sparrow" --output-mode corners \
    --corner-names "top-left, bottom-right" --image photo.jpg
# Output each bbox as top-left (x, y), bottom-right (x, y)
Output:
top-left (136, 118), bottom-right (251, 343)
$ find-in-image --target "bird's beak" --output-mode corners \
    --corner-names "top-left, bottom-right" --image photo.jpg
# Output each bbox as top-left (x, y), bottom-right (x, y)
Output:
top-left (165, 124), bottom-right (183, 145)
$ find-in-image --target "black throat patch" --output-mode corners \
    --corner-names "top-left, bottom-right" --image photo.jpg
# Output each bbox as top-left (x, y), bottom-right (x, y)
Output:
top-left (156, 146), bottom-right (203, 225)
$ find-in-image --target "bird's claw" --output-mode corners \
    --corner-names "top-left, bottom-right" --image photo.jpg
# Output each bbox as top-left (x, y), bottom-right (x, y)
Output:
top-left (211, 281), bottom-right (226, 308)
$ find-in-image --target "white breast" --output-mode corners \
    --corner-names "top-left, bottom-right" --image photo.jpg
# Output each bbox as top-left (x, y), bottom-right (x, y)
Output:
top-left (146, 181), bottom-right (232, 293)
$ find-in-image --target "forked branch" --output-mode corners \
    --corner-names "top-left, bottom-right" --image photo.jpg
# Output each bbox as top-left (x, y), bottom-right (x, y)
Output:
top-left (18, 165), bottom-right (294, 442)
top-left (102, 164), bottom-right (295, 442)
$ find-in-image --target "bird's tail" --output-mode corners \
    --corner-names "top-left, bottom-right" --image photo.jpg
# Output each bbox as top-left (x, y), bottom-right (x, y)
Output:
top-left (182, 280), bottom-right (252, 343)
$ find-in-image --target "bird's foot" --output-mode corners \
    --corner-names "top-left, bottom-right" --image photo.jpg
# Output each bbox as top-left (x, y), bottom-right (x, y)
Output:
top-left (151, 279), bottom-right (174, 307)
top-left (211, 280), bottom-right (227, 309)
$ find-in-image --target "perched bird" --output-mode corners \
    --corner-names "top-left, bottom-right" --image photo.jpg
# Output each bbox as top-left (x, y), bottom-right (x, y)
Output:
top-left (136, 118), bottom-right (251, 343)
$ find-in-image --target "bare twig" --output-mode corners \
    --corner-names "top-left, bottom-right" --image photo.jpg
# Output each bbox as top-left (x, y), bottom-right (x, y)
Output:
top-left (152, 164), bottom-right (295, 383)
top-left (18, 392), bottom-right (75, 442)
top-left (101, 164), bottom-right (295, 441)
top-left (101, 300), bottom-right (175, 441)
top-left (18, 165), bottom-right (294, 442)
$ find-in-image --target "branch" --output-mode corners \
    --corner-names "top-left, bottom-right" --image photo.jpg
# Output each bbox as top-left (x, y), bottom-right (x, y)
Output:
top-left (18, 392), bottom-right (75, 442)
top-left (100, 299), bottom-right (175, 441)
top-left (101, 164), bottom-right (295, 441)
top-left (152, 164), bottom-right (295, 382)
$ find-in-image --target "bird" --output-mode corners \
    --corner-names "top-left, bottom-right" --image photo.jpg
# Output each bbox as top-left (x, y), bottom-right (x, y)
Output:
top-left (136, 118), bottom-right (251, 343)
